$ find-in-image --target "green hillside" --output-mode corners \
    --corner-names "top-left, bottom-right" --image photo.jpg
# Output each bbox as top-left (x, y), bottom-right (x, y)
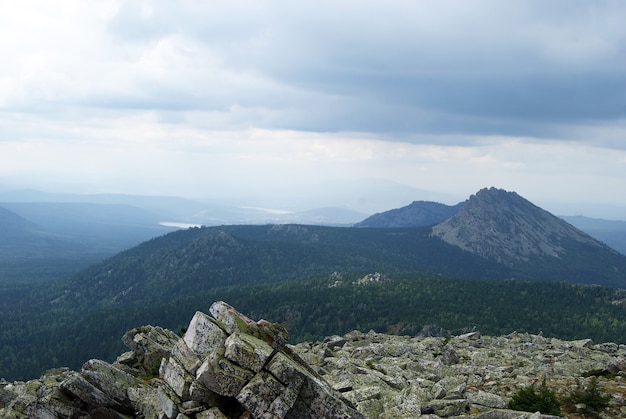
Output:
top-left (2, 224), bottom-right (626, 381)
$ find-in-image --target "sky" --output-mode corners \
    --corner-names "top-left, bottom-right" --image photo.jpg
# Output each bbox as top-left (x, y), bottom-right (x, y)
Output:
top-left (1, 0), bottom-right (626, 218)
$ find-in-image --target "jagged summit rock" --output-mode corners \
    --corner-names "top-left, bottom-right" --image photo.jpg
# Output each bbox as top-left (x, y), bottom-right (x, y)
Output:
top-left (431, 187), bottom-right (612, 265)
top-left (0, 301), bottom-right (363, 419)
top-left (354, 200), bottom-right (463, 228)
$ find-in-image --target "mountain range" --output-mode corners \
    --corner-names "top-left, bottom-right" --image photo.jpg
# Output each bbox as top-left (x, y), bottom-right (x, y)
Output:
top-left (0, 203), bottom-right (171, 257)
top-left (0, 189), bottom-right (368, 227)
top-left (0, 191), bottom-right (364, 283)
top-left (357, 188), bottom-right (626, 256)
top-left (2, 186), bottom-right (624, 287)
top-left (1, 187), bottom-right (626, 381)
top-left (2, 187), bottom-right (625, 253)
top-left (49, 189), bottom-right (626, 302)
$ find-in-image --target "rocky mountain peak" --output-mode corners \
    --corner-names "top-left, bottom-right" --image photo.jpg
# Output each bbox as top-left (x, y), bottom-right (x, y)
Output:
top-left (431, 187), bottom-right (605, 265)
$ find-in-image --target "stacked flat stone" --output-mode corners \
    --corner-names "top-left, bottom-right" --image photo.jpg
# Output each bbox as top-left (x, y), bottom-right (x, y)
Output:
top-left (157, 301), bottom-right (364, 418)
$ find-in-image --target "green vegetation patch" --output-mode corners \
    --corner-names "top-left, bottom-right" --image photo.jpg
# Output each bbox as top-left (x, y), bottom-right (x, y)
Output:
top-left (507, 380), bottom-right (561, 415)
top-left (563, 377), bottom-right (611, 417)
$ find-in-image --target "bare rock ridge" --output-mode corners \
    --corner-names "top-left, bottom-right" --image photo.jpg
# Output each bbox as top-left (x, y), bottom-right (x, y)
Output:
top-left (3, 301), bottom-right (626, 418)
top-left (431, 187), bottom-right (611, 265)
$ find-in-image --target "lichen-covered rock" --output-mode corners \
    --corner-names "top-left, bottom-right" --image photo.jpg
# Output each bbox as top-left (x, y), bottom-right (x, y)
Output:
top-left (155, 385), bottom-right (179, 418)
top-left (236, 370), bottom-right (298, 418)
top-left (607, 356), bottom-right (626, 374)
top-left (424, 398), bottom-right (470, 417)
top-left (210, 301), bottom-right (289, 349)
top-left (224, 332), bottom-right (275, 373)
top-left (81, 359), bottom-right (137, 410)
top-left (209, 301), bottom-right (259, 335)
top-left (128, 385), bottom-right (163, 419)
top-left (171, 338), bottom-right (203, 375)
top-left (468, 390), bottom-right (506, 409)
top-left (161, 356), bottom-right (194, 399)
top-left (60, 372), bottom-right (124, 411)
top-left (0, 302), bottom-right (364, 418)
top-left (286, 374), bottom-right (365, 419)
top-left (292, 329), bottom-right (626, 418)
top-left (196, 348), bottom-right (255, 397)
top-left (184, 311), bottom-right (228, 357)
top-left (472, 410), bottom-right (560, 418)
top-left (120, 324), bottom-right (180, 375)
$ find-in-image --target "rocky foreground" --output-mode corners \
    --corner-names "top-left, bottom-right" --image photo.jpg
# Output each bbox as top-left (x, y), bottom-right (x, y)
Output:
top-left (1, 302), bottom-right (626, 418)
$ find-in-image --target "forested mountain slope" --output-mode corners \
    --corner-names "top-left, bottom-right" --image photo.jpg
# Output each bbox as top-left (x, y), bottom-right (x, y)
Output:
top-left (2, 188), bottom-right (626, 381)
top-left (43, 224), bottom-right (504, 309)
top-left (3, 272), bottom-right (626, 382)
top-left (354, 200), bottom-right (463, 227)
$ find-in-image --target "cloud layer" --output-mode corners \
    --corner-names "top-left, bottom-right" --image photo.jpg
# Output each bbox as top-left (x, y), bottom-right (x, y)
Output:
top-left (1, 1), bottom-right (625, 216)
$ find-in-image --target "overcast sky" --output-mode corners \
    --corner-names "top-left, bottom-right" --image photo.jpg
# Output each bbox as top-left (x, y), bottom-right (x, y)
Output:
top-left (1, 1), bottom-right (625, 217)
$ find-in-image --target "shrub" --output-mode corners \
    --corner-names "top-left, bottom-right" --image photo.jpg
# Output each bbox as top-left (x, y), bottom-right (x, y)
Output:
top-left (564, 377), bottom-right (610, 416)
top-left (149, 358), bottom-right (162, 378)
top-left (507, 380), bottom-right (561, 415)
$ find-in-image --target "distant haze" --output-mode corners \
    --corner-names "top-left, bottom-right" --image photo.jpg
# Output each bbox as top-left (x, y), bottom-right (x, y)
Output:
top-left (1, 2), bottom-right (625, 220)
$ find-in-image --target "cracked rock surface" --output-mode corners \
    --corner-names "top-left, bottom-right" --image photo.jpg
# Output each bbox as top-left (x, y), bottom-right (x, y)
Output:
top-left (292, 330), bottom-right (626, 418)
top-left (0, 302), bottom-right (362, 419)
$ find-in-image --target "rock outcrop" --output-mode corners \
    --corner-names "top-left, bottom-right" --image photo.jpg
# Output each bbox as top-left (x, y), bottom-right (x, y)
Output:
top-left (2, 302), bottom-right (626, 418)
top-left (0, 302), bottom-right (363, 419)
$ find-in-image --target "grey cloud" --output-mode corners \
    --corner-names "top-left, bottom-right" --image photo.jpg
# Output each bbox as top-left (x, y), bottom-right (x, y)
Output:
top-left (99, 1), bottom-right (626, 142)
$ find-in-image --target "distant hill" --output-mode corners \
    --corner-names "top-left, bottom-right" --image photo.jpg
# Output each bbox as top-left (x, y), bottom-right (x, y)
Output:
top-left (431, 188), bottom-right (625, 283)
top-left (0, 206), bottom-right (39, 242)
top-left (47, 225), bottom-right (501, 309)
top-left (354, 200), bottom-right (463, 227)
top-left (562, 215), bottom-right (626, 255)
top-left (274, 206), bottom-right (369, 226)
top-left (0, 189), bottom-right (367, 226)
top-left (0, 189), bottom-right (208, 220)
top-left (432, 188), bottom-right (609, 260)
top-left (0, 206), bottom-right (80, 258)
top-left (1, 202), bottom-right (173, 252)
top-left (0, 202), bottom-right (175, 284)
